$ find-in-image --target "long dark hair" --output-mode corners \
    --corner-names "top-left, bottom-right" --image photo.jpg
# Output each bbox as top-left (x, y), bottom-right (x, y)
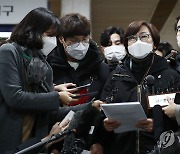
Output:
top-left (10, 7), bottom-right (60, 50)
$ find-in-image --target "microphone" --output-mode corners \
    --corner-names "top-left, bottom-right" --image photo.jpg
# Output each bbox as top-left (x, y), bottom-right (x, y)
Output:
top-left (145, 75), bottom-right (155, 95)
top-left (14, 129), bottom-right (76, 154)
top-left (60, 103), bottom-right (100, 154)
top-left (153, 105), bottom-right (164, 140)
top-left (48, 129), bottom-right (76, 142)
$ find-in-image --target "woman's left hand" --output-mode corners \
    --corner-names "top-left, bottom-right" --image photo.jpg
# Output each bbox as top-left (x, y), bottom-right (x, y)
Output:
top-left (136, 118), bottom-right (153, 132)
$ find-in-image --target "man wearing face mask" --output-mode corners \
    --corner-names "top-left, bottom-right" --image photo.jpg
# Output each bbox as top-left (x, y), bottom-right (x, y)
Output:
top-left (94, 21), bottom-right (180, 154)
top-left (47, 13), bottom-right (110, 153)
top-left (100, 26), bottom-right (127, 72)
top-left (47, 13), bottom-right (110, 106)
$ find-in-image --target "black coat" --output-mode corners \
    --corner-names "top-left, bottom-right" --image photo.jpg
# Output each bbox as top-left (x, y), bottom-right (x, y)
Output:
top-left (99, 54), bottom-right (180, 154)
top-left (0, 43), bottom-right (90, 154)
top-left (47, 40), bottom-right (110, 102)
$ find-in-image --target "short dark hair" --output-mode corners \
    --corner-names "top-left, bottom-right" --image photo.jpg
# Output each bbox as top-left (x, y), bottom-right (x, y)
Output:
top-left (59, 13), bottom-right (90, 39)
top-left (10, 7), bottom-right (60, 50)
top-left (124, 21), bottom-right (160, 51)
top-left (100, 26), bottom-right (124, 47)
top-left (174, 16), bottom-right (180, 33)
top-left (157, 41), bottom-right (173, 57)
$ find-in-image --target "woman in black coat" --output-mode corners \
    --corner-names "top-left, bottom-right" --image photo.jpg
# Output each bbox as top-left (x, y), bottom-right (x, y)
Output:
top-left (95, 21), bottom-right (180, 154)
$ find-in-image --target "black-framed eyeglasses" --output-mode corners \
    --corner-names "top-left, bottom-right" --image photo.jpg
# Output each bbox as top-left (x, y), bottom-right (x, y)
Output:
top-left (127, 33), bottom-right (151, 44)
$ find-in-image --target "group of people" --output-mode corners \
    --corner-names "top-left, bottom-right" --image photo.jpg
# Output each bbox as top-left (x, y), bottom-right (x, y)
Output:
top-left (1, 7), bottom-right (180, 154)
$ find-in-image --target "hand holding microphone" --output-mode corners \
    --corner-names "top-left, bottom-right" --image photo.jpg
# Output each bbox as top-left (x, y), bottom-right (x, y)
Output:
top-left (42, 120), bottom-right (72, 148)
top-left (60, 103), bottom-right (101, 154)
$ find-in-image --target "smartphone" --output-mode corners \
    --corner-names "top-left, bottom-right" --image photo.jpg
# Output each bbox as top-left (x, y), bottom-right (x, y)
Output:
top-left (72, 91), bottom-right (98, 99)
top-left (76, 83), bottom-right (91, 90)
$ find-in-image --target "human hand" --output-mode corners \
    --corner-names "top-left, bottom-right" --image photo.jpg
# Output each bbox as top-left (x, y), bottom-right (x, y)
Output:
top-left (90, 143), bottom-right (104, 154)
top-left (136, 118), bottom-right (153, 132)
top-left (92, 100), bottom-right (105, 110)
top-left (48, 120), bottom-right (69, 139)
top-left (162, 97), bottom-right (176, 118)
top-left (58, 91), bottom-right (79, 106)
top-left (54, 83), bottom-right (77, 93)
top-left (42, 120), bottom-right (70, 148)
top-left (104, 118), bottom-right (121, 132)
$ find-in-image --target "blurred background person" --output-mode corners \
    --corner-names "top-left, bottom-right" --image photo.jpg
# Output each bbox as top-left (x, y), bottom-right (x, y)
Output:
top-left (155, 41), bottom-right (174, 57)
top-left (100, 26), bottom-right (127, 72)
top-left (155, 41), bottom-right (178, 70)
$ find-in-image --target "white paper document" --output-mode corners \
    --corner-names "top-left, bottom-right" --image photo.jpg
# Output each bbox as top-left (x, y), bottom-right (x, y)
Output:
top-left (101, 102), bottom-right (147, 133)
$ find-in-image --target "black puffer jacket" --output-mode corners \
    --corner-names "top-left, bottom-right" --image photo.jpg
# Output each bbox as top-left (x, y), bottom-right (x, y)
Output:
top-left (99, 54), bottom-right (180, 154)
top-left (47, 40), bottom-right (110, 102)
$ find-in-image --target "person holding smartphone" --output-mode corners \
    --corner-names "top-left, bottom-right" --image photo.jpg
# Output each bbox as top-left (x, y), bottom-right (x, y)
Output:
top-left (47, 13), bottom-right (110, 106)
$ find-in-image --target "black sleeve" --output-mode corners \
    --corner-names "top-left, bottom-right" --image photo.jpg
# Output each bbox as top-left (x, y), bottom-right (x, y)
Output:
top-left (100, 71), bottom-right (114, 101)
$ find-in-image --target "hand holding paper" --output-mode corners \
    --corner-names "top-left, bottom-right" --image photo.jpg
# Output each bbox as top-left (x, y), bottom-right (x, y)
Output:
top-left (104, 118), bottom-right (121, 132)
top-left (136, 118), bottom-right (153, 132)
top-left (101, 102), bottom-right (147, 133)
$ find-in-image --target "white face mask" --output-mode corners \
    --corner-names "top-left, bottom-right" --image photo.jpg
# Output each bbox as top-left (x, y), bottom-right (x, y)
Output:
top-left (176, 35), bottom-right (180, 48)
top-left (66, 42), bottom-right (89, 60)
top-left (128, 40), bottom-right (153, 59)
top-left (104, 45), bottom-right (126, 61)
top-left (42, 36), bottom-right (57, 56)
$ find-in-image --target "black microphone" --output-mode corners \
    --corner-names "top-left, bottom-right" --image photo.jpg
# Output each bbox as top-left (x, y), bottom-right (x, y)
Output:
top-left (14, 129), bottom-right (76, 154)
top-left (48, 129), bottom-right (76, 142)
top-left (60, 103), bottom-right (100, 154)
top-left (153, 105), bottom-right (164, 140)
top-left (145, 75), bottom-right (155, 95)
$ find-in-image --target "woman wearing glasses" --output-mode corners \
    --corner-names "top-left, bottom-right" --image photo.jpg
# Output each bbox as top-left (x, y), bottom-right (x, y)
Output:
top-left (94, 21), bottom-right (180, 154)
